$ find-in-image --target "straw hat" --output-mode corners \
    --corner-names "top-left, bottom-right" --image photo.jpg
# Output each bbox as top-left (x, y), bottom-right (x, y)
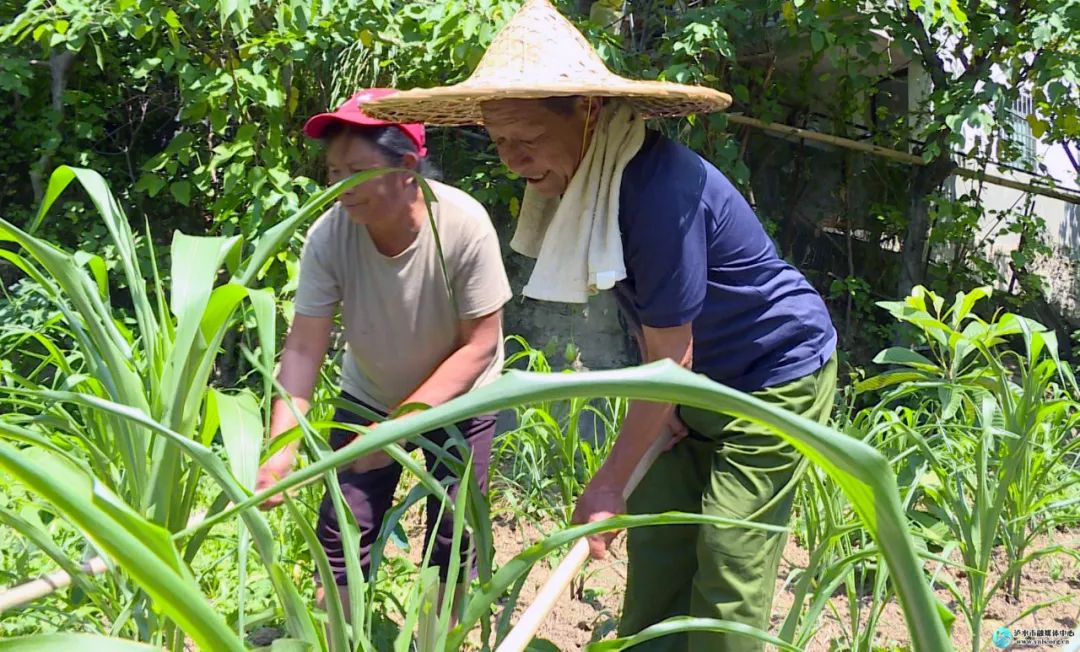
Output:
top-left (364, 0), bottom-right (731, 125)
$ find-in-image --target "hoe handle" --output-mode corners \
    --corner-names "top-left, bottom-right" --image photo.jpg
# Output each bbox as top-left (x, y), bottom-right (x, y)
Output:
top-left (495, 432), bottom-right (671, 652)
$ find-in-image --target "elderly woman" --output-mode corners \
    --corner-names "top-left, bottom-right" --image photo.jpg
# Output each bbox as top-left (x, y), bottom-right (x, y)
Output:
top-left (366, 2), bottom-right (838, 651)
top-left (255, 89), bottom-right (512, 616)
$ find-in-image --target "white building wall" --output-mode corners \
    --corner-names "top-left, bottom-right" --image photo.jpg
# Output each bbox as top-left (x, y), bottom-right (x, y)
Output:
top-left (908, 52), bottom-right (1080, 320)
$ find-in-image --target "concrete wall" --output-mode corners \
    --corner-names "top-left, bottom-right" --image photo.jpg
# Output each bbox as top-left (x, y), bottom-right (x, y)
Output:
top-left (492, 212), bottom-right (637, 373)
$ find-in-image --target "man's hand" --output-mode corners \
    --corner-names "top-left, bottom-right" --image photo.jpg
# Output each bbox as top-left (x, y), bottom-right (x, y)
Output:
top-left (571, 481), bottom-right (626, 560)
top-left (665, 410), bottom-right (689, 450)
top-left (255, 447), bottom-right (296, 510)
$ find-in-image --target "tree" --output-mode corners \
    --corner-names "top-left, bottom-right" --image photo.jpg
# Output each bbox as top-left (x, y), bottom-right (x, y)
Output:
top-left (861, 0), bottom-right (1078, 295)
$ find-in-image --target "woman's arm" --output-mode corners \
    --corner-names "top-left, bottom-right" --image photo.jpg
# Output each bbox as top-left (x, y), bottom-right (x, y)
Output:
top-left (256, 313), bottom-right (333, 508)
top-left (397, 309), bottom-right (503, 411)
top-left (340, 309), bottom-right (503, 474)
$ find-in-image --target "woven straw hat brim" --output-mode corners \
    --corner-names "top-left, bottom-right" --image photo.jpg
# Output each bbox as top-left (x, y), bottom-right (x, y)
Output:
top-left (363, 0), bottom-right (730, 126)
top-left (365, 80), bottom-right (731, 126)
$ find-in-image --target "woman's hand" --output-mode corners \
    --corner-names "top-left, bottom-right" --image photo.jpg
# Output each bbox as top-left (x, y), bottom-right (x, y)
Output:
top-left (255, 446), bottom-right (297, 510)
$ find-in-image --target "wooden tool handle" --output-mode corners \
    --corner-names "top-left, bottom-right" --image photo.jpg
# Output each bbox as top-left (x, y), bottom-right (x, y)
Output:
top-left (0, 557), bottom-right (108, 613)
top-left (0, 507), bottom-right (220, 613)
top-left (495, 432), bottom-right (670, 652)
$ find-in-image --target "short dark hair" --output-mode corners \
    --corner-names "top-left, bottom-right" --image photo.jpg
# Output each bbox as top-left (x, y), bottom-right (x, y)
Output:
top-left (321, 123), bottom-right (441, 180)
top-left (541, 95), bottom-right (585, 116)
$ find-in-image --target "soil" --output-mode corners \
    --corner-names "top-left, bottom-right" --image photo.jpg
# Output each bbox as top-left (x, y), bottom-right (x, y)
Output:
top-left (247, 505), bottom-right (1078, 651)
top-left (420, 515), bottom-right (1080, 651)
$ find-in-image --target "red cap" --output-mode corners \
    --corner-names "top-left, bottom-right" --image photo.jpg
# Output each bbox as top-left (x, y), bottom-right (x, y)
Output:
top-left (303, 88), bottom-right (427, 157)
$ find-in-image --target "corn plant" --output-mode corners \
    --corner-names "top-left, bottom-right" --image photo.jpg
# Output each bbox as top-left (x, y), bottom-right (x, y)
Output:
top-left (854, 286), bottom-right (1080, 652)
top-left (1, 167), bottom-right (952, 651)
top-left (0, 165), bottom-right (400, 650)
top-left (493, 335), bottom-right (628, 526)
top-left (778, 397), bottom-right (960, 651)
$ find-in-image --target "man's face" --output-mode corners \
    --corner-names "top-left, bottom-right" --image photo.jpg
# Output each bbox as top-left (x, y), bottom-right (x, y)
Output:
top-left (481, 98), bottom-right (597, 197)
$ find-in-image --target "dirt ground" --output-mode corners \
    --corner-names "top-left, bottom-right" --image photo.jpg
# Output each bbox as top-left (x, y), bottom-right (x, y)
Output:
top-left (470, 518), bottom-right (1080, 651)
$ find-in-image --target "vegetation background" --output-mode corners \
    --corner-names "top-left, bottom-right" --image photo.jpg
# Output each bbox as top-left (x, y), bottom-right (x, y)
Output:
top-left (1, 0), bottom-right (1078, 650)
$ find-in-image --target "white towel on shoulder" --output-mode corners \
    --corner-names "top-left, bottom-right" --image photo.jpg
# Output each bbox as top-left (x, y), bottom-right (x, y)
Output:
top-left (510, 101), bottom-right (645, 303)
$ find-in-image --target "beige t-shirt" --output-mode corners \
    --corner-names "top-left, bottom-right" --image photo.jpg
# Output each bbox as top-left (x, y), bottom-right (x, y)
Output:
top-left (294, 180), bottom-right (513, 412)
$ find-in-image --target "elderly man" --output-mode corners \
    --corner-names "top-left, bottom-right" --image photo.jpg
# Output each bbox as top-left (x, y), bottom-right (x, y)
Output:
top-left (368, 2), bottom-right (838, 650)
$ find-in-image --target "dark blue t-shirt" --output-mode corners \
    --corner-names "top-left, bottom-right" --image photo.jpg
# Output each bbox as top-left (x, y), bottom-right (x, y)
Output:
top-left (613, 131), bottom-right (837, 392)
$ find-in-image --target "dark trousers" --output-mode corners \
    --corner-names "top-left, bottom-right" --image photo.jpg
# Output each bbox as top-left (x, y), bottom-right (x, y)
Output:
top-left (315, 392), bottom-right (496, 585)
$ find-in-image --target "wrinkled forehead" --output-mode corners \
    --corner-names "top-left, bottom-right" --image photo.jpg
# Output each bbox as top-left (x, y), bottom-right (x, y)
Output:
top-left (481, 98), bottom-right (561, 132)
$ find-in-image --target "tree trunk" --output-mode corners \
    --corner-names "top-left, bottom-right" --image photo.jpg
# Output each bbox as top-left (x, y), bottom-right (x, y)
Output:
top-left (30, 50), bottom-right (75, 206)
top-left (898, 156), bottom-right (955, 297)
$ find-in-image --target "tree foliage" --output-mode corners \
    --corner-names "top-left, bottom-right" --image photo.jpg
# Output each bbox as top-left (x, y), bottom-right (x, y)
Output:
top-left (1, 0), bottom-right (1078, 357)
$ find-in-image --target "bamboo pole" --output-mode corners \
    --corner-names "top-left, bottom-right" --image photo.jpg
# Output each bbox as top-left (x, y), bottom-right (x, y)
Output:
top-left (495, 432), bottom-right (672, 652)
top-left (0, 506), bottom-right (219, 613)
top-left (0, 556), bottom-right (108, 613)
top-left (0, 470), bottom-right (335, 612)
top-left (726, 114), bottom-right (1080, 205)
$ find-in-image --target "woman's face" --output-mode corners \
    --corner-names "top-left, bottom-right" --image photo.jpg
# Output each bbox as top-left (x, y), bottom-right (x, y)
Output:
top-left (325, 132), bottom-right (415, 226)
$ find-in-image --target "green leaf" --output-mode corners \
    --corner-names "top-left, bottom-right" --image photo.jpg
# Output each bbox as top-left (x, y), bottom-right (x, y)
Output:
top-left (159, 233), bottom-right (242, 435)
top-left (219, 0), bottom-right (250, 27)
top-left (462, 13), bottom-right (481, 39)
top-left (1063, 114), bottom-right (1080, 136)
top-left (0, 442), bottom-right (245, 651)
top-left (781, 1), bottom-right (796, 24)
top-left (27, 166), bottom-right (75, 234)
top-left (0, 634), bottom-right (160, 651)
top-left (212, 389), bottom-right (262, 489)
top-left (951, 286), bottom-right (991, 325)
top-left (91, 479), bottom-right (190, 578)
top-left (856, 370), bottom-right (929, 393)
top-left (585, 616), bottom-right (802, 651)
top-left (938, 385), bottom-right (962, 421)
top-left (23, 166), bottom-right (160, 381)
top-left (810, 30), bottom-right (825, 52)
top-left (170, 180), bottom-right (192, 206)
top-left (872, 347), bottom-right (939, 372)
top-left (74, 251), bottom-right (109, 299)
top-left (1025, 113), bottom-right (1049, 139)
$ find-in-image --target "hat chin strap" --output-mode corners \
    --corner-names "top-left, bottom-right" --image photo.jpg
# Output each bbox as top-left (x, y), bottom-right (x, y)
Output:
top-left (577, 97), bottom-right (602, 167)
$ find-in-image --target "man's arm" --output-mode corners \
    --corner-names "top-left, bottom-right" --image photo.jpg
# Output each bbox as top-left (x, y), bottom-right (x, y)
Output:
top-left (571, 322), bottom-right (693, 558)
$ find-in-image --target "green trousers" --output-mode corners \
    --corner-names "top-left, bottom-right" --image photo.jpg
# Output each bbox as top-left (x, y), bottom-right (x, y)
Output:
top-left (619, 355), bottom-right (838, 651)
